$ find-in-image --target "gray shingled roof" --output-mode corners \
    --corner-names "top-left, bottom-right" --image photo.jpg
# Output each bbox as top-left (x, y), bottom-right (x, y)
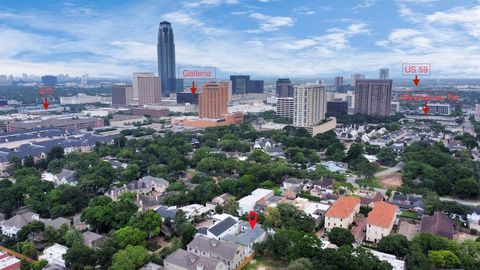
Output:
top-left (284, 178), bottom-right (303, 185)
top-left (140, 262), bottom-right (164, 270)
top-left (208, 217), bottom-right (237, 237)
top-left (82, 231), bottom-right (106, 246)
top-left (420, 212), bottom-right (454, 239)
top-left (2, 211), bottom-right (35, 228)
top-left (187, 235), bottom-right (241, 261)
top-left (164, 249), bottom-right (224, 270)
top-left (141, 176), bottom-right (169, 186)
top-left (222, 223), bottom-right (265, 246)
top-left (42, 217), bottom-right (70, 229)
top-left (55, 169), bottom-right (75, 182)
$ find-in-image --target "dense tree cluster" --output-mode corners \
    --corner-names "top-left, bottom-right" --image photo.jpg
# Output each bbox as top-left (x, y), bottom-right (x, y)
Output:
top-left (256, 229), bottom-right (392, 269)
top-left (405, 233), bottom-right (480, 270)
top-left (402, 142), bottom-right (480, 199)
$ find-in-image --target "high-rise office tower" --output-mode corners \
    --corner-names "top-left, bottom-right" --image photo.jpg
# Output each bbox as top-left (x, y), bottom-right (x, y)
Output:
top-left (326, 99), bottom-right (348, 117)
top-left (199, 82), bottom-right (228, 118)
top-left (81, 74), bottom-right (88, 86)
top-left (112, 84), bottom-right (133, 106)
top-left (276, 97), bottom-right (294, 119)
top-left (379, 68), bottom-right (389, 79)
top-left (230, 75), bottom-right (250, 95)
top-left (133, 72), bottom-right (155, 102)
top-left (276, 78), bottom-right (293, 97)
top-left (247, 80), bottom-right (264, 93)
top-left (138, 76), bottom-right (161, 106)
top-left (333, 76), bottom-right (343, 92)
top-left (293, 84), bottom-right (327, 128)
top-left (41, 75), bottom-right (57, 86)
top-left (354, 79), bottom-right (393, 116)
top-left (157, 21), bottom-right (176, 97)
top-left (351, 73), bottom-right (365, 86)
top-left (177, 92), bottom-right (199, 104)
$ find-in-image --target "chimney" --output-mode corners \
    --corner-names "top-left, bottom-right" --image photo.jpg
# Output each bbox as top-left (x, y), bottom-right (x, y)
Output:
top-left (196, 263), bottom-right (205, 270)
top-left (188, 254), bottom-right (196, 263)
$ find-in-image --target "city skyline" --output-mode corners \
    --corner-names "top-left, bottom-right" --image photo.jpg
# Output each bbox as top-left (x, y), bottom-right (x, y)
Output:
top-left (0, 0), bottom-right (479, 78)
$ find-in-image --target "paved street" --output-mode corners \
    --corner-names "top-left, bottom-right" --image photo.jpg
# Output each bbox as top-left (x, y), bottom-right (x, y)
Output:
top-left (439, 196), bottom-right (480, 207)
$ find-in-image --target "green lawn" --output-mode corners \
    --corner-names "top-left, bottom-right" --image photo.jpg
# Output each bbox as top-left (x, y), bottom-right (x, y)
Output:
top-left (357, 177), bottom-right (382, 188)
top-left (244, 256), bottom-right (287, 270)
top-left (400, 210), bottom-right (418, 219)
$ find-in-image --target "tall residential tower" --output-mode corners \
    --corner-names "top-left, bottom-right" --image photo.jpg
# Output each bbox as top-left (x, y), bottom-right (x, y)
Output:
top-left (293, 84), bottom-right (327, 128)
top-left (354, 79), bottom-right (393, 116)
top-left (157, 21), bottom-right (176, 97)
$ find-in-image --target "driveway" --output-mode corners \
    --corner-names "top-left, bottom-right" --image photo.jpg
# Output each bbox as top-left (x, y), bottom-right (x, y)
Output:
top-left (375, 162), bottom-right (404, 178)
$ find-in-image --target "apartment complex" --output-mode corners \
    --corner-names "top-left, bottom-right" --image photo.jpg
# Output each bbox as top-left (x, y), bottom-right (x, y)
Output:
top-left (111, 84), bottom-right (133, 106)
top-left (324, 196), bottom-right (361, 231)
top-left (354, 79), bottom-right (393, 116)
top-left (276, 97), bottom-right (294, 118)
top-left (366, 201), bottom-right (398, 243)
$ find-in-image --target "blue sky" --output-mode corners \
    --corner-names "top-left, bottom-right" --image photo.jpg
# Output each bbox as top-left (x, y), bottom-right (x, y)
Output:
top-left (0, 0), bottom-right (479, 78)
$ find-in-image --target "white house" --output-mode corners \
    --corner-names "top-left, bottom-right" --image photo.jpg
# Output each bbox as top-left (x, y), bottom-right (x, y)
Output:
top-left (222, 222), bottom-right (266, 256)
top-left (369, 249), bottom-right (405, 270)
top-left (39, 243), bottom-right (68, 267)
top-left (324, 196), bottom-right (361, 231)
top-left (467, 212), bottom-right (480, 231)
top-left (366, 201), bottom-right (398, 243)
top-left (41, 169), bottom-right (77, 186)
top-left (238, 188), bottom-right (274, 215)
top-left (205, 215), bottom-right (240, 240)
top-left (1, 211), bottom-right (39, 237)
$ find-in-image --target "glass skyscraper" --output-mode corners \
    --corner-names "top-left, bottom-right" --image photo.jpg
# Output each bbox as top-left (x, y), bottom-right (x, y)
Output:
top-left (157, 21), bottom-right (176, 97)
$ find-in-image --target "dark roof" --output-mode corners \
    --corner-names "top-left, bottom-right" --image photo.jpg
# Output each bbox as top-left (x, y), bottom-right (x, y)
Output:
top-left (156, 206), bottom-right (177, 219)
top-left (197, 227), bottom-right (208, 235)
top-left (315, 178), bottom-right (334, 187)
top-left (208, 217), bottom-right (237, 237)
top-left (420, 212), bottom-right (454, 239)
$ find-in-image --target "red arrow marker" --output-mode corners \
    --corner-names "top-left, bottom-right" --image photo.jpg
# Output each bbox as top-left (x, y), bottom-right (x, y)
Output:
top-left (43, 97), bottom-right (49, 110)
top-left (248, 211), bottom-right (258, 230)
top-left (191, 81), bottom-right (197, 94)
top-left (413, 75), bottom-right (420, 87)
top-left (422, 102), bottom-right (429, 114)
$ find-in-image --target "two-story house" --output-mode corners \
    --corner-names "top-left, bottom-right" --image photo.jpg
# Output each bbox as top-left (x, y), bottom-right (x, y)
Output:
top-left (324, 196), bottom-right (361, 231)
top-left (187, 236), bottom-right (245, 270)
top-left (366, 201), bottom-right (398, 243)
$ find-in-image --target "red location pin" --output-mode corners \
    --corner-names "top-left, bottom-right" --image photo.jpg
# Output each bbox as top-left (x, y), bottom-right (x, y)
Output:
top-left (248, 211), bottom-right (258, 230)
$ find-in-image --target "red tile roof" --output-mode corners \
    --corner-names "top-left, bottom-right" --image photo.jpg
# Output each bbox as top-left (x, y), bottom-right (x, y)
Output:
top-left (325, 196), bottom-right (361, 219)
top-left (367, 201), bottom-right (398, 228)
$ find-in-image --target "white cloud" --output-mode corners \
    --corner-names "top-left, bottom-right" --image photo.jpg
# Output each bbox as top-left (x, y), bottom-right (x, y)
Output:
top-left (426, 5), bottom-right (480, 38)
top-left (183, 0), bottom-right (239, 8)
top-left (0, 1), bottom-right (480, 78)
top-left (294, 7), bottom-right (315, 16)
top-left (247, 12), bottom-right (294, 32)
top-left (162, 11), bottom-right (204, 26)
top-left (354, 0), bottom-right (376, 10)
